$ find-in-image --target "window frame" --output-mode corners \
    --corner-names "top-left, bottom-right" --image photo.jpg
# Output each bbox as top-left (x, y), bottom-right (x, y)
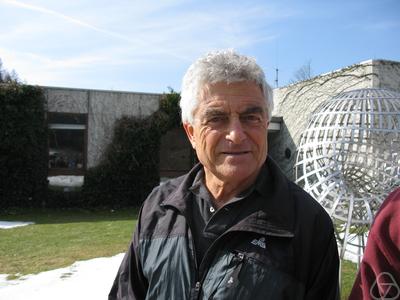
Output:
top-left (47, 112), bottom-right (88, 176)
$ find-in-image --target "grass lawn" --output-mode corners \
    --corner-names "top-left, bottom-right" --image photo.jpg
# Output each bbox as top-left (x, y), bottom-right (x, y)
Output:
top-left (0, 208), bottom-right (138, 279)
top-left (0, 208), bottom-right (358, 299)
top-left (341, 259), bottom-right (358, 299)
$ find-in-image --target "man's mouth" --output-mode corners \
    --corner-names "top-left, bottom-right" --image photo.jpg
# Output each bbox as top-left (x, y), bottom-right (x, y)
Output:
top-left (222, 151), bottom-right (250, 155)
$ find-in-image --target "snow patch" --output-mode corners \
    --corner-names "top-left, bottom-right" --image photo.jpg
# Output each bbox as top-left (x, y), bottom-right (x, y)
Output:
top-left (0, 221), bottom-right (35, 229)
top-left (0, 253), bottom-right (124, 300)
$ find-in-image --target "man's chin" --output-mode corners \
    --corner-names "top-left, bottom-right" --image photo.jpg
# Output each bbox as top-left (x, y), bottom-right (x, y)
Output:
top-left (217, 165), bottom-right (258, 182)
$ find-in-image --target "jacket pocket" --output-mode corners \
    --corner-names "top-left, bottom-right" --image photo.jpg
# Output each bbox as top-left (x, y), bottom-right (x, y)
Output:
top-left (207, 250), bottom-right (302, 300)
top-left (208, 251), bottom-right (245, 299)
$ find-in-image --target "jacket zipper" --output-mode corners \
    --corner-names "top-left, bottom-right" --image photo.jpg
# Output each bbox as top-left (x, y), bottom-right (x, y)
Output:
top-left (194, 230), bottom-right (248, 299)
top-left (207, 250), bottom-right (245, 299)
top-left (187, 222), bottom-right (202, 300)
top-left (227, 251), bottom-right (245, 286)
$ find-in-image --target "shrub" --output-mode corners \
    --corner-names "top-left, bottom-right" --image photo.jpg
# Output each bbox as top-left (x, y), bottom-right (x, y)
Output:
top-left (0, 83), bottom-right (48, 209)
top-left (46, 188), bottom-right (82, 208)
top-left (159, 87), bottom-right (181, 128)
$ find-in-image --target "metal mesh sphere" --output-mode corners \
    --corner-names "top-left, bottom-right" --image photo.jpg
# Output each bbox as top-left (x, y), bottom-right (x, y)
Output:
top-left (295, 88), bottom-right (400, 259)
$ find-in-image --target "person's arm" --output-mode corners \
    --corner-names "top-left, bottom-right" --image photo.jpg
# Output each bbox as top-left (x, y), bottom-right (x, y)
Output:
top-left (304, 230), bottom-right (340, 300)
top-left (349, 188), bottom-right (400, 300)
top-left (348, 235), bottom-right (389, 300)
top-left (109, 213), bottom-right (148, 300)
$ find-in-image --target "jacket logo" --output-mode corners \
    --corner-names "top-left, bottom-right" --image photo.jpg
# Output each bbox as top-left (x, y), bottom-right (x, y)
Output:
top-left (251, 237), bottom-right (266, 249)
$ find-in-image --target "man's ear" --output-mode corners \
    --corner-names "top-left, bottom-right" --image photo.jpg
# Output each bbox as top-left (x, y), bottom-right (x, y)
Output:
top-left (183, 122), bottom-right (196, 149)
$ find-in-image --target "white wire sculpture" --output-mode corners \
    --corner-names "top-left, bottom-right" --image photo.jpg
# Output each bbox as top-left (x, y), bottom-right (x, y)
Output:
top-left (295, 88), bottom-right (400, 262)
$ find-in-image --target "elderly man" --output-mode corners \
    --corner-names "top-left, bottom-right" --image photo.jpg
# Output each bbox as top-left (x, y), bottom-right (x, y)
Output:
top-left (109, 50), bottom-right (339, 300)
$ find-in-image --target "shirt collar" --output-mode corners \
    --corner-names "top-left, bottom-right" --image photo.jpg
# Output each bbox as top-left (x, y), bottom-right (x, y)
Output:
top-left (188, 166), bottom-right (262, 204)
top-left (161, 158), bottom-right (295, 235)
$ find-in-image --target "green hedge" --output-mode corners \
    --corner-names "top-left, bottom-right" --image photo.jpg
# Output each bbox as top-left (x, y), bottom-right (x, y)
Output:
top-left (0, 86), bottom-right (181, 209)
top-left (0, 83), bottom-right (48, 209)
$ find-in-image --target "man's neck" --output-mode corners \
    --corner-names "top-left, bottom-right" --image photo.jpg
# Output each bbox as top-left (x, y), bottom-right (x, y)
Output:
top-left (203, 169), bottom-right (259, 209)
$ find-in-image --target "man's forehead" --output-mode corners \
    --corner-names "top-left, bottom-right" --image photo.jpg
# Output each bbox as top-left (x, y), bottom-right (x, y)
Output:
top-left (200, 81), bottom-right (264, 99)
top-left (202, 103), bottom-right (265, 113)
top-left (194, 103), bottom-right (267, 123)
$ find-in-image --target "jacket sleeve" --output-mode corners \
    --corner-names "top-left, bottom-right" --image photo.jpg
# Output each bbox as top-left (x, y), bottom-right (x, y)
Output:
top-left (109, 210), bottom-right (148, 300)
top-left (349, 188), bottom-right (400, 300)
top-left (305, 221), bottom-right (340, 300)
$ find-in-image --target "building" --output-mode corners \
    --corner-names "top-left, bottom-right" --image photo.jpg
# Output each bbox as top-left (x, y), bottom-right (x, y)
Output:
top-left (45, 59), bottom-right (400, 179)
top-left (46, 87), bottom-right (160, 176)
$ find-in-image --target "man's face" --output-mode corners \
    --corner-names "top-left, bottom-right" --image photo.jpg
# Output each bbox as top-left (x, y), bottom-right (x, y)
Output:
top-left (183, 81), bottom-right (269, 184)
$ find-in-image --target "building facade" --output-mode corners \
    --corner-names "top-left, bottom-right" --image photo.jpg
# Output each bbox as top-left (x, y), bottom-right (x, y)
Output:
top-left (45, 59), bottom-right (400, 179)
top-left (45, 87), bottom-right (160, 175)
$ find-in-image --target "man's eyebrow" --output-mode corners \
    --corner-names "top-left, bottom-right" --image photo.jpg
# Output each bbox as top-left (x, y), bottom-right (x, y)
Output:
top-left (241, 106), bottom-right (265, 114)
top-left (203, 108), bottom-right (227, 118)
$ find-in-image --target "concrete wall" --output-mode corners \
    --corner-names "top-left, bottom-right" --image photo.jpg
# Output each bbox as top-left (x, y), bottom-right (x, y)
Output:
top-left (45, 87), bottom-right (161, 168)
top-left (271, 59), bottom-right (400, 180)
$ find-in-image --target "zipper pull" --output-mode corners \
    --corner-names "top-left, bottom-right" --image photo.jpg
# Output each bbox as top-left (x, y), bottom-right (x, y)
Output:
top-left (227, 252), bottom-right (245, 287)
top-left (236, 252), bottom-right (244, 261)
top-left (191, 281), bottom-right (202, 300)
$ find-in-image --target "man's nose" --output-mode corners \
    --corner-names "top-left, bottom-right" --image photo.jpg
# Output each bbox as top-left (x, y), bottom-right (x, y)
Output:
top-left (225, 118), bottom-right (246, 144)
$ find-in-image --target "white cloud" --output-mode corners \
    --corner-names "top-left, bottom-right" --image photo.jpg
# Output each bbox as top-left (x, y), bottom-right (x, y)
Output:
top-left (0, 0), bottom-right (193, 61)
top-left (0, 0), bottom-right (295, 90)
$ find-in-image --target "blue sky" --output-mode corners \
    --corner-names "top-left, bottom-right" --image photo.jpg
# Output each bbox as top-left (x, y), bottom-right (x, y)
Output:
top-left (1, 0), bottom-right (399, 93)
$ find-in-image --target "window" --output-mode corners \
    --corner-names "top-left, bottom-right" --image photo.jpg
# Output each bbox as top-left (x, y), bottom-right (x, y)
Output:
top-left (48, 113), bottom-right (87, 175)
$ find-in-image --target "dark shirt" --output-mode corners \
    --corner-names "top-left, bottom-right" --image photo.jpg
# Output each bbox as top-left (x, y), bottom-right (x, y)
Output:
top-left (188, 166), bottom-right (271, 266)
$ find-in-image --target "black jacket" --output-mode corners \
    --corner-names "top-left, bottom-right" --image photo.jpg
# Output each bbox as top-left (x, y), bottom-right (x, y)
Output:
top-left (109, 158), bottom-right (340, 299)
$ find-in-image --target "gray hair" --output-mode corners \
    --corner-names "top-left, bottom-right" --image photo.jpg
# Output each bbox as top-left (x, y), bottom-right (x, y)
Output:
top-left (180, 49), bottom-right (273, 124)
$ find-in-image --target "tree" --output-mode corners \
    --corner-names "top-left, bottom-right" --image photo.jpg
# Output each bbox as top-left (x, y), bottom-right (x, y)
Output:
top-left (290, 60), bottom-right (313, 84)
top-left (0, 58), bottom-right (19, 83)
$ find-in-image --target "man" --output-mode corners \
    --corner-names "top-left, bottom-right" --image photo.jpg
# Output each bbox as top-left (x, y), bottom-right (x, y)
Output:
top-left (109, 50), bottom-right (339, 299)
top-left (349, 187), bottom-right (400, 300)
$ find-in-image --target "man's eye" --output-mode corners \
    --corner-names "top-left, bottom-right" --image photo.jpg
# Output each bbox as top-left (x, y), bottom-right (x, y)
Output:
top-left (207, 116), bottom-right (227, 124)
top-left (241, 114), bottom-right (262, 124)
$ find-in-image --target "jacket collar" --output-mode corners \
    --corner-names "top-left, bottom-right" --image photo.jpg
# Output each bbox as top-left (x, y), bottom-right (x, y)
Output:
top-left (160, 157), bottom-right (296, 236)
top-left (160, 163), bottom-right (203, 214)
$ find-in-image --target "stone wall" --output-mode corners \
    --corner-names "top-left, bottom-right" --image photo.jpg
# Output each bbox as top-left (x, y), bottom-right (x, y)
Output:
top-left (45, 87), bottom-right (161, 168)
top-left (372, 60), bottom-right (400, 91)
top-left (271, 59), bottom-right (400, 180)
top-left (46, 88), bottom-right (88, 114)
top-left (87, 90), bottom-right (159, 167)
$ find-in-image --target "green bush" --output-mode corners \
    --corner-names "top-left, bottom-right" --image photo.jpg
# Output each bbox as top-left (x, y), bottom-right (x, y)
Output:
top-left (0, 83), bottom-right (48, 209)
top-left (0, 86), bottom-right (181, 209)
top-left (159, 88), bottom-right (181, 128)
top-left (46, 188), bottom-right (82, 208)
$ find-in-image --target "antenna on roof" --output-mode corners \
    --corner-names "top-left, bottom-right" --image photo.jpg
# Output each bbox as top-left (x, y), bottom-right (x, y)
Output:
top-left (274, 40), bottom-right (279, 88)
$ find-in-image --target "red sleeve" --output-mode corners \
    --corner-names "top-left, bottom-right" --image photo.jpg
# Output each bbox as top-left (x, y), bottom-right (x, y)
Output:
top-left (349, 188), bottom-right (400, 300)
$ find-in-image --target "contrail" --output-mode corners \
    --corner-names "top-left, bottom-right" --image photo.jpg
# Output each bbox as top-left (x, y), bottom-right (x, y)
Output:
top-left (1, 0), bottom-right (190, 61)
